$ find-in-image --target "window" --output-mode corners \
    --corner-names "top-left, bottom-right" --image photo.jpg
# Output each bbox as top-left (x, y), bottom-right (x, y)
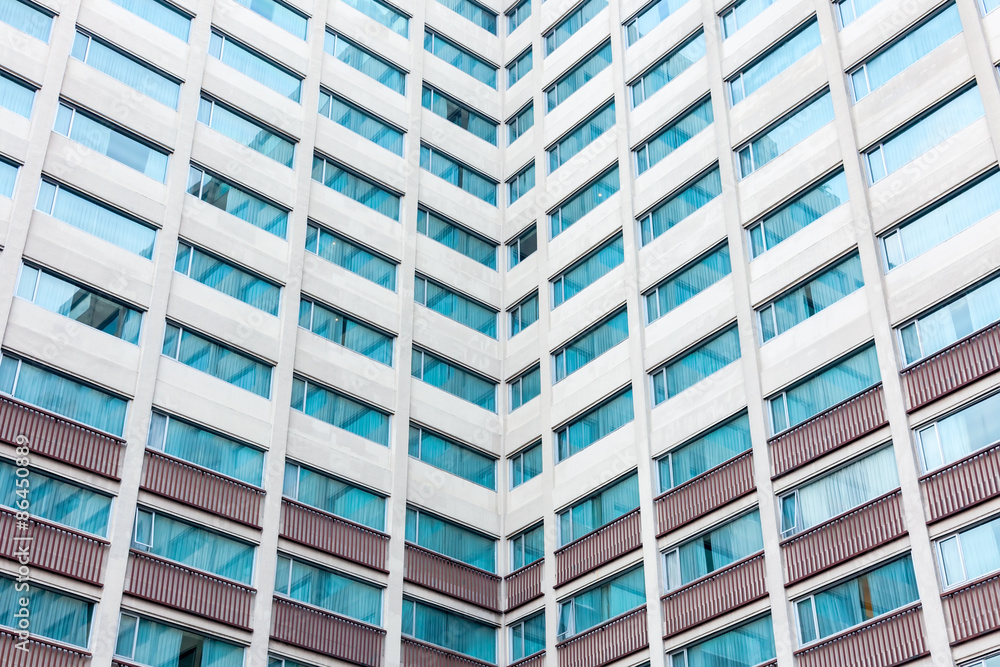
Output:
top-left (549, 101), bottom-right (615, 172)
top-left (509, 364), bottom-right (541, 411)
top-left (507, 48), bottom-right (533, 87)
top-left (656, 412), bottom-right (751, 492)
top-left (341, 0), bottom-right (408, 36)
top-left (0, 0), bottom-right (52, 41)
top-left (557, 565), bottom-right (644, 639)
top-left (556, 387), bottom-right (634, 460)
top-left (554, 307), bottom-right (628, 381)
top-left (508, 162), bottom-right (535, 203)
top-left (664, 511), bottom-right (763, 590)
top-left (409, 424), bottom-right (496, 489)
top-left (422, 85), bottom-right (497, 145)
top-left (275, 555), bottom-right (382, 625)
top-left (721, 0), bottom-right (777, 38)
top-left (437, 0), bottom-right (497, 32)
top-left (551, 233), bottom-right (624, 307)
top-left (510, 442), bottom-right (543, 488)
top-left (645, 243), bottom-right (731, 323)
top-left (728, 20), bottom-right (820, 105)
top-left (0, 354), bottom-right (128, 436)
top-left (546, 41), bottom-right (611, 111)
top-left (406, 507), bottom-right (496, 571)
top-left (414, 274), bottom-right (498, 337)
top-left (306, 222), bottom-right (398, 290)
top-left (549, 165), bottom-right (620, 237)
top-left (188, 165), bottom-right (288, 237)
top-left (639, 167), bottom-right (721, 245)
top-left (420, 144), bottom-right (498, 205)
top-left (849, 4), bottom-right (961, 101)
top-left (162, 323), bottom-right (272, 397)
top-left (209, 30), bottom-right (302, 101)
top-left (198, 96), bottom-right (295, 166)
top-left (758, 253), bottom-right (865, 343)
top-left (779, 446), bottom-right (899, 537)
top-left (768, 343), bottom-right (880, 433)
top-left (795, 556), bottom-right (918, 645)
top-left (899, 272), bottom-right (1000, 365)
top-left (283, 461), bottom-right (386, 530)
top-left (558, 473), bottom-right (639, 544)
top-left (147, 411), bottom-right (265, 486)
top-left (882, 169), bottom-right (1000, 271)
top-left (508, 103), bottom-right (534, 143)
top-left (320, 90), bottom-right (404, 155)
top-left (132, 508), bottom-right (255, 583)
top-left (748, 170), bottom-right (849, 257)
top-left (507, 0), bottom-right (530, 32)
top-left (984, 0), bottom-right (1000, 13)
top-left (115, 614), bottom-right (243, 666)
top-left (412, 347), bottom-right (498, 411)
top-left (0, 158), bottom-right (16, 198)
top-left (107, 0), bottom-right (190, 40)
top-left (54, 103), bottom-right (169, 181)
top-left (418, 207), bottom-right (497, 269)
top-left (313, 153), bottom-right (401, 219)
top-left (629, 31), bottom-right (705, 106)
top-left (510, 611), bottom-right (544, 661)
top-left (0, 578), bottom-right (91, 647)
top-left (835, 0), bottom-right (882, 27)
top-left (176, 241), bottom-right (281, 315)
top-left (864, 86), bottom-right (983, 184)
top-left (937, 513), bottom-right (1000, 588)
top-left (635, 97), bottom-right (712, 175)
top-left (738, 92), bottom-right (834, 178)
top-left (16, 264), bottom-right (142, 343)
top-left (651, 324), bottom-right (741, 404)
top-left (545, 0), bottom-right (607, 54)
top-left (915, 390), bottom-right (1000, 472)
top-left (72, 31), bottom-right (180, 108)
top-left (232, 0), bottom-right (307, 37)
top-left (402, 597), bottom-right (497, 663)
top-left (325, 30), bottom-right (406, 94)
top-left (669, 615), bottom-right (776, 667)
top-left (269, 656), bottom-right (311, 667)
top-left (508, 225), bottom-right (537, 268)
top-left (509, 292), bottom-right (539, 336)
top-left (424, 30), bottom-right (498, 88)
top-left (0, 71), bottom-right (36, 117)
top-left (0, 460), bottom-right (112, 537)
top-left (299, 297), bottom-right (394, 365)
top-left (291, 375), bottom-right (391, 445)
top-left (626, 0), bottom-right (691, 45)
top-left (510, 522), bottom-right (544, 569)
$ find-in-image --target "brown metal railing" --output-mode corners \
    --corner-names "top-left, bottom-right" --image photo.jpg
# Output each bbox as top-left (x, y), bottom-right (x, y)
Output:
top-left (555, 509), bottom-right (641, 587)
top-left (655, 451), bottom-right (754, 537)
top-left (661, 552), bottom-right (766, 637)
top-left (903, 320), bottom-right (1000, 411)
top-left (920, 441), bottom-right (1000, 523)
top-left (0, 507), bottom-right (108, 585)
top-left (280, 498), bottom-right (389, 572)
top-left (404, 543), bottom-right (501, 610)
top-left (505, 558), bottom-right (543, 611)
top-left (271, 596), bottom-right (385, 667)
top-left (942, 570), bottom-right (1000, 644)
top-left (556, 606), bottom-right (648, 667)
top-left (0, 626), bottom-right (90, 667)
top-left (400, 637), bottom-right (495, 667)
top-left (793, 604), bottom-right (927, 667)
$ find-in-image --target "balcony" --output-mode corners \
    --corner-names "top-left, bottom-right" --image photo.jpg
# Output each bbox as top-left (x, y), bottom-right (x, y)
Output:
top-left (942, 570), bottom-right (1000, 644)
top-left (555, 509), bottom-right (641, 587)
top-left (140, 450), bottom-right (264, 528)
top-left (280, 498), bottom-right (389, 572)
top-left (271, 596), bottom-right (385, 667)
top-left (404, 543), bottom-right (501, 611)
top-left (902, 320), bottom-right (1000, 411)
top-left (0, 507), bottom-right (108, 585)
top-left (505, 559), bottom-right (543, 611)
top-left (0, 626), bottom-right (90, 666)
top-left (0, 394), bottom-right (124, 478)
top-left (920, 441), bottom-right (1000, 523)
top-left (400, 637), bottom-right (495, 667)
top-left (655, 451), bottom-right (754, 537)
top-left (793, 604), bottom-right (928, 667)
top-left (769, 385), bottom-right (887, 478)
top-left (781, 491), bottom-right (906, 585)
top-left (556, 606), bottom-right (648, 667)
top-left (124, 550), bottom-right (255, 630)
top-left (661, 552), bottom-right (766, 638)
top-left (510, 653), bottom-right (546, 667)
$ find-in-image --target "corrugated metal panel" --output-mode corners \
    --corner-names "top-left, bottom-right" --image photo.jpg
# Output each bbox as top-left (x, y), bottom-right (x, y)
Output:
top-left (555, 606), bottom-right (648, 667)
top-left (781, 491), bottom-right (906, 584)
top-left (280, 499), bottom-right (389, 572)
top-left (655, 451), bottom-right (754, 537)
top-left (0, 507), bottom-right (108, 585)
top-left (555, 509), bottom-right (641, 587)
top-left (794, 605), bottom-right (928, 667)
top-left (903, 321), bottom-right (1000, 411)
top-left (505, 558), bottom-right (543, 611)
top-left (271, 596), bottom-right (384, 667)
top-left (942, 570), bottom-right (1000, 644)
top-left (661, 552), bottom-right (766, 637)
top-left (769, 385), bottom-right (887, 478)
top-left (404, 543), bottom-right (501, 611)
top-left (400, 637), bottom-right (496, 667)
top-left (0, 627), bottom-right (90, 667)
top-left (921, 442), bottom-right (1000, 523)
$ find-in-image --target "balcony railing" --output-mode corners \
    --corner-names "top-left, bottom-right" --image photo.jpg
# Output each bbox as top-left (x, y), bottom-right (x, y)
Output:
top-left (555, 509), bottom-right (641, 587)
top-left (0, 394), bottom-right (124, 478)
top-left (942, 570), bottom-right (1000, 644)
top-left (271, 596), bottom-right (385, 667)
top-left (793, 604), bottom-right (928, 667)
top-left (510, 652), bottom-right (546, 667)
top-left (655, 451), bottom-right (754, 537)
top-left (280, 498), bottom-right (389, 572)
top-left (140, 450), bottom-right (264, 528)
top-left (0, 626), bottom-right (90, 667)
top-left (556, 606), bottom-right (648, 667)
top-left (903, 320), bottom-right (1000, 411)
top-left (404, 543), bottom-right (501, 611)
top-left (769, 385), bottom-right (887, 478)
top-left (400, 637), bottom-right (495, 667)
top-left (920, 441), bottom-right (1000, 523)
top-left (661, 552), bottom-right (766, 638)
top-left (781, 490), bottom-right (906, 584)
top-left (505, 558), bottom-right (543, 611)
top-left (124, 550), bottom-right (255, 630)
top-left (0, 507), bottom-right (108, 585)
